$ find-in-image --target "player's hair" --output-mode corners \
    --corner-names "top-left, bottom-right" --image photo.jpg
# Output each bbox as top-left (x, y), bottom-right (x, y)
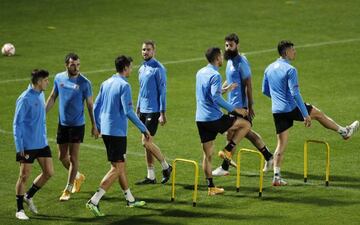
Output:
top-left (278, 40), bottom-right (294, 56)
top-left (65, 53), bottom-right (80, 64)
top-left (225, 33), bottom-right (239, 44)
top-left (115, 55), bottom-right (133, 73)
top-left (143, 40), bottom-right (156, 49)
top-left (31, 69), bottom-right (49, 84)
top-left (205, 47), bottom-right (221, 63)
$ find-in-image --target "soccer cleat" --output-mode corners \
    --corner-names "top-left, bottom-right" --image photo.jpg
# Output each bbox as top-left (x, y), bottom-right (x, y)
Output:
top-left (59, 190), bottom-right (71, 201)
top-left (272, 176), bottom-right (288, 186)
top-left (15, 210), bottom-right (29, 220)
top-left (24, 196), bottom-right (38, 214)
top-left (218, 150), bottom-right (236, 167)
top-left (212, 166), bottom-right (230, 176)
top-left (135, 177), bottom-right (157, 185)
top-left (86, 200), bottom-right (105, 217)
top-left (127, 200), bottom-right (146, 208)
top-left (263, 157), bottom-right (274, 172)
top-left (342, 120), bottom-right (359, 140)
top-left (208, 186), bottom-right (225, 196)
top-left (161, 165), bottom-right (173, 184)
top-left (72, 173), bottom-right (85, 193)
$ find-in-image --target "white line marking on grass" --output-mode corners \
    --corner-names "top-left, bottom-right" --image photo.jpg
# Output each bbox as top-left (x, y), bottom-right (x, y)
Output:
top-left (1, 37), bottom-right (359, 84)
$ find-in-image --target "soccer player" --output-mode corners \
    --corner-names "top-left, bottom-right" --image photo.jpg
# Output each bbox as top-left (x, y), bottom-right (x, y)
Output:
top-left (262, 40), bottom-right (359, 186)
top-left (212, 33), bottom-right (274, 177)
top-left (135, 40), bottom-right (172, 185)
top-left (13, 69), bottom-right (54, 220)
top-left (86, 55), bottom-right (148, 217)
top-left (46, 53), bottom-right (99, 201)
top-left (196, 47), bottom-right (251, 195)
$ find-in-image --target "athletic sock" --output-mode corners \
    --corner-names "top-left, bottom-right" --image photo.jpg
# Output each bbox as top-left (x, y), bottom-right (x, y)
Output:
top-left (206, 178), bottom-right (215, 188)
top-left (123, 188), bottom-right (135, 202)
top-left (16, 195), bottom-right (24, 212)
top-left (65, 183), bottom-right (73, 192)
top-left (274, 167), bottom-right (281, 177)
top-left (147, 167), bottom-right (156, 180)
top-left (258, 146), bottom-right (273, 161)
top-left (224, 140), bottom-right (236, 152)
top-left (90, 187), bottom-right (106, 205)
top-left (26, 183), bottom-right (40, 199)
top-left (160, 160), bottom-right (169, 170)
top-left (221, 159), bottom-right (230, 171)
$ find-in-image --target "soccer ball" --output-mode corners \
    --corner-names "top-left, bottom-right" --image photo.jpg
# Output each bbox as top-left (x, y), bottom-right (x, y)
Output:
top-left (1, 43), bottom-right (16, 56)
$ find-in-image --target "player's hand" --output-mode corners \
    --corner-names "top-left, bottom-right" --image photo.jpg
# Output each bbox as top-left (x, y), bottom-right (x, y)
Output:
top-left (19, 150), bottom-right (25, 157)
top-left (92, 126), bottom-right (100, 139)
top-left (248, 107), bottom-right (255, 120)
top-left (234, 108), bottom-right (248, 117)
top-left (222, 82), bottom-right (238, 94)
top-left (142, 131), bottom-right (151, 141)
top-left (136, 107), bottom-right (140, 118)
top-left (159, 113), bottom-right (167, 126)
top-left (304, 116), bottom-right (311, 127)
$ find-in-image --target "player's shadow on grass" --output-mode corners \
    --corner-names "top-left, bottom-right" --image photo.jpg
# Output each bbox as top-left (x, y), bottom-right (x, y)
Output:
top-left (106, 216), bottom-right (183, 225)
top-left (138, 197), bottom-right (230, 208)
top-left (174, 182), bottom-right (208, 190)
top-left (34, 213), bottom-right (171, 225)
top-left (282, 171), bottom-right (360, 188)
top-left (133, 207), bottom-right (281, 223)
top-left (262, 195), bottom-right (360, 207)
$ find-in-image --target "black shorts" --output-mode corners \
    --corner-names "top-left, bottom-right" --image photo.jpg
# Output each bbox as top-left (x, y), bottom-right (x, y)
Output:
top-left (196, 114), bottom-right (236, 143)
top-left (57, 124), bottom-right (85, 144)
top-left (139, 112), bottom-right (160, 136)
top-left (273, 103), bottom-right (313, 134)
top-left (102, 135), bottom-right (127, 162)
top-left (16, 146), bottom-right (52, 164)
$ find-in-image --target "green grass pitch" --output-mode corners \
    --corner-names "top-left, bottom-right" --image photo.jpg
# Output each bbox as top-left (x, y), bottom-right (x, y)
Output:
top-left (0, 0), bottom-right (359, 224)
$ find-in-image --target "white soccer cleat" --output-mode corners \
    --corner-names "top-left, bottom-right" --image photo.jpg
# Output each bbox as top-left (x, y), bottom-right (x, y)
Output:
top-left (15, 210), bottom-right (29, 220)
top-left (24, 196), bottom-right (38, 214)
top-left (343, 120), bottom-right (359, 140)
top-left (212, 166), bottom-right (230, 176)
top-left (272, 176), bottom-right (288, 186)
top-left (263, 158), bottom-right (274, 172)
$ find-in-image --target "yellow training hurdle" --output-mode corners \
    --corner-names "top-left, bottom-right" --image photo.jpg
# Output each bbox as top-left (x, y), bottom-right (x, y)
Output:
top-left (171, 158), bottom-right (199, 207)
top-left (304, 140), bottom-right (330, 186)
top-left (236, 148), bottom-right (264, 197)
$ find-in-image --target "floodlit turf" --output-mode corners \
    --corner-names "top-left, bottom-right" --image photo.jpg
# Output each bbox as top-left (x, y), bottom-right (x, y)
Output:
top-left (1, 0), bottom-right (360, 224)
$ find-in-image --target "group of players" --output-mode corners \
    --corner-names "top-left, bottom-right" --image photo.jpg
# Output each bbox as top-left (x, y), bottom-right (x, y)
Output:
top-left (13, 33), bottom-right (359, 220)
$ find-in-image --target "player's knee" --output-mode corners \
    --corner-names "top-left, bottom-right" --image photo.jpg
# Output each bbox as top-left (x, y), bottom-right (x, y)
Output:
top-left (311, 107), bottom-right (324, 120)
top-left (18, 173), bottom-right (30, 183)
top-left (203, 153), bottom-right (212, 161)
top-left (232, 118), bottom-right (249, 130)
top-left (112, 162), bottom-right (125, 174)
top-left (142, 141), bottom-right (151, 149)
top-left (240, 120), bottom-right (251, 132)
top-left (58, 154), bottom-right (68, 162)
top-left (69, 155), bottom-right (78, 165)
top-left (43, 169), bottom-right (54, 179)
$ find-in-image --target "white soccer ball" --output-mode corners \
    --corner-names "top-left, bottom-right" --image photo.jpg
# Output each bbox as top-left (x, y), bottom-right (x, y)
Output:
top-left (1, 43), bottom-right (16, 56)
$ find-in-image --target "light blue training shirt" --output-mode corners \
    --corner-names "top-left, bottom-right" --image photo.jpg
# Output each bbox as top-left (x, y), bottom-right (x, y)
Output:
top-left (94, 74), bottom-right (147, 136)
top-left (262, 58), bottom-right (308, 117)
top-left (196, 64), bottom-right (235, 122)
